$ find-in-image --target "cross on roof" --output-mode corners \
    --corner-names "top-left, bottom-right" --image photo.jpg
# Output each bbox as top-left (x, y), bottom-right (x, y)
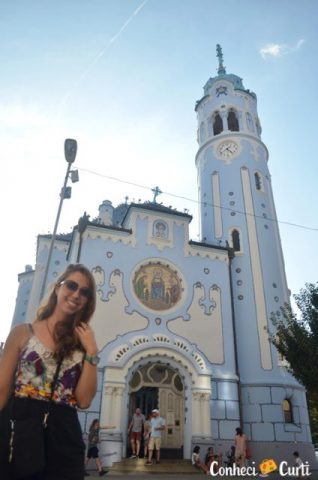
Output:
top-left (216, 44), bottom-right (226, 75)
top-left (151, 186), bottom-right (162, 203)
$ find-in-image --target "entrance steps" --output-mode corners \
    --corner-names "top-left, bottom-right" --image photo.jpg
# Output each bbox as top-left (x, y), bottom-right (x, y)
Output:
top-left (109, 457), bottom-right (197, 475)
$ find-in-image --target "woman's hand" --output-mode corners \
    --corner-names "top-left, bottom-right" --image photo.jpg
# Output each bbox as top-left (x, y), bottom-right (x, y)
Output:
top-left (75, 322), bottom-right (98, 355)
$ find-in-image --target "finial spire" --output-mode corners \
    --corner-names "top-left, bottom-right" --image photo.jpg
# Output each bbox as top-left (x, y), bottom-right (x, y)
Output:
top-left (216, 44), bottom-right (226, 75)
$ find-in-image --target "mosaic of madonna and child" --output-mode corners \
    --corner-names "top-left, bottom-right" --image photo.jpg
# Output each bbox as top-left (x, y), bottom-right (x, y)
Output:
top-left (133, 263), bottom-right (183, 311)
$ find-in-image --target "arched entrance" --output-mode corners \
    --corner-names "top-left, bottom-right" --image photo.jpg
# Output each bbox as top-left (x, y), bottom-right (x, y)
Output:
top-left (128, 362), bottom-right (184, 458)
top-left (98, 343), bottom-right (213, 465)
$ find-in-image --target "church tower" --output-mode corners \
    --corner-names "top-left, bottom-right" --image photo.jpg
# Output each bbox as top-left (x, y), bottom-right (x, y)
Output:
top-left (195, 45), bottom-right (313, 460)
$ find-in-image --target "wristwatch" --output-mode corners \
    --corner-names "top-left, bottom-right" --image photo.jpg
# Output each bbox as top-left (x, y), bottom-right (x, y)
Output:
top-left (84, 353), bottom-right (100, 366)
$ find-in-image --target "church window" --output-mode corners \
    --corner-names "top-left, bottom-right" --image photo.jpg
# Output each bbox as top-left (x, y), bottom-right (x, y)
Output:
top-left (283, 399), bottom-right (293, 423)
top-left (254, 172), bottom-right (262, 190)
top-left (173, 374), bottom-right (184, 392)
top-left (213, 112), bottom-right (223, 135)
top-left (227, 110), bottom-right (239, 131)
top-left (231, 229), bottom-right (241, 252)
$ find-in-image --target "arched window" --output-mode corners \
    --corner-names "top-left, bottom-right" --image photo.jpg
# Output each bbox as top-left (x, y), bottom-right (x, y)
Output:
top-left (283, 399), bottom-right (293, 423)
top-left (254, 172), bottom-right (262, 191)
top-left (213, 113), bottom-right (223, 135)
top-left (228, 110), bottom-right (239, 132)
top-left (231, 229), bottom-right (241, 252)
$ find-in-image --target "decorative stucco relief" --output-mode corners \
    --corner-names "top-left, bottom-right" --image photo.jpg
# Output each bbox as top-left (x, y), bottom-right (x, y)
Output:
top-left (93, 270), bottom-right (148, 349)
top-left (108, 335), bottom-right (207, 372)
top-left (167, 283), bottom-right (224, 364)
top-left (84, 228), bottom-right (135, 247)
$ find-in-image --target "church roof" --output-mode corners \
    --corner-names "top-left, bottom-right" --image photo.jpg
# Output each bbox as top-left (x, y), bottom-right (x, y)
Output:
top-left (122, 202), bottom-right (192, 224)
top-left (195, 44), bottom-right (256, 110)
top-left (189, 239), bottom-right (231, 253)
top-left (38, 233), bottom-right (72, 241)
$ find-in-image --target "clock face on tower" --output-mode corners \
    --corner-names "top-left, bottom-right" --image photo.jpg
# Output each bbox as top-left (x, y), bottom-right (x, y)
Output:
top-left (217, 140), bottom-right (239, 159)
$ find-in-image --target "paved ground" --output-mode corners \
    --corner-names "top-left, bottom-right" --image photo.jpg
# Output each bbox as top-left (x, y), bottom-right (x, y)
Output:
top-left (84, 471), bottom-right (318, 479)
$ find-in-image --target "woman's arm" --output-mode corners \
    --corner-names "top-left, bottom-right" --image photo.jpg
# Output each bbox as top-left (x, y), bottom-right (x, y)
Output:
top-left (74, 361), bottom-right (97, 409)
top-left (0, 325), bottom-right (29, 409)
top-left (74, 323), bottom-right (98, 409)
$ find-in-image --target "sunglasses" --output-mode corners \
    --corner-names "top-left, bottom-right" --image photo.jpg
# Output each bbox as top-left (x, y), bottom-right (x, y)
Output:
top-left (60, 279), bottom-right (93, 299)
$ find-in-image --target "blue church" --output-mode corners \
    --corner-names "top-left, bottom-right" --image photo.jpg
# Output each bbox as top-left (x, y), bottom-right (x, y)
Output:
top-left (12, 46), bottom-right (315, 466)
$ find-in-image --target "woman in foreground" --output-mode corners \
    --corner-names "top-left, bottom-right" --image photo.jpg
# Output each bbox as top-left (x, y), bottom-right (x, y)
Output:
top-left (0, 263), bottom-right (98, 479)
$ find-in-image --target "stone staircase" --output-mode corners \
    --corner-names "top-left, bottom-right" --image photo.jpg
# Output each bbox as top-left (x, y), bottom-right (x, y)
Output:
top-left (108, 457), bottom-right (197, 475)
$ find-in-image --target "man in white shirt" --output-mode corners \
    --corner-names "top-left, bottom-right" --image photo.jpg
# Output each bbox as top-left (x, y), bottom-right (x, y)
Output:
top-left (145, 409), bottom-right (165, 465)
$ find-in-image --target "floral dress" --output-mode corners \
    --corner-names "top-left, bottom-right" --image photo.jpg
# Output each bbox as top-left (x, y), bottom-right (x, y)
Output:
top-left (0, 329), bottom-right (86, 480)
top-left (14, 334), bottom-right (84, 407)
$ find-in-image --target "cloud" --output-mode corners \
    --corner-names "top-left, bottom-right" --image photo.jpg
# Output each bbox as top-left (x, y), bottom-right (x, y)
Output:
top-left (260, 39), bottom-right (305, 59)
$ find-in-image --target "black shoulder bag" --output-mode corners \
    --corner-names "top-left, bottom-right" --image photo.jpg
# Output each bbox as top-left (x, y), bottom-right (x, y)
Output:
top-left (8, 359), bottom-right (62, 478)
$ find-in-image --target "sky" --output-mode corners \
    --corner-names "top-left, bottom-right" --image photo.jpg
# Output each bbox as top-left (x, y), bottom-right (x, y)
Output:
top-left (0, 0), bottom-right (317, 342)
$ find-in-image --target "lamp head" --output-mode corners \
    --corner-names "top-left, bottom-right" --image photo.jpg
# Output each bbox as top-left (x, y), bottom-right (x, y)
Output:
top-left (64, 139), bottom-right (77, 164)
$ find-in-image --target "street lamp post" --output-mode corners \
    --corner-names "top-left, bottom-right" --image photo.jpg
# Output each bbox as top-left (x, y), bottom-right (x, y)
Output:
top-left (39, 139), bottom-right (78, 300)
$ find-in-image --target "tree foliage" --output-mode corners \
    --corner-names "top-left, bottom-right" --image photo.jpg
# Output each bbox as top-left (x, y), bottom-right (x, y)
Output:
top-left (271, 282), bottom-right (318, 444)
top-left (271, 282), bottom-right (318, 400)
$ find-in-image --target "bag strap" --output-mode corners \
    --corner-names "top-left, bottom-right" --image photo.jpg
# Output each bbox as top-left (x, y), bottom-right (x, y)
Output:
top-left (43, 359), bottom-right (63, 426)
top-left (49, 359), bottom-right (63, 400)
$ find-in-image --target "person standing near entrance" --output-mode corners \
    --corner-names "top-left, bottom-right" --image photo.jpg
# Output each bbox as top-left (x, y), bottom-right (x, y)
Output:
top-left (128, 407), bottom-right (145, 458)
top-left (146, 409), bottom-right (165, 465)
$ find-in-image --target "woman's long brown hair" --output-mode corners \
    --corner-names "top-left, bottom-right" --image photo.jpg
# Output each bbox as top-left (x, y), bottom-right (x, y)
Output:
top-left (35, 264), bottom-right (96, 360)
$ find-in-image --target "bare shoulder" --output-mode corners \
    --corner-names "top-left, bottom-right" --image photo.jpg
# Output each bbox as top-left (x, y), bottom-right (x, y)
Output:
top-left (4, 323), bottom-right (32, 350)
